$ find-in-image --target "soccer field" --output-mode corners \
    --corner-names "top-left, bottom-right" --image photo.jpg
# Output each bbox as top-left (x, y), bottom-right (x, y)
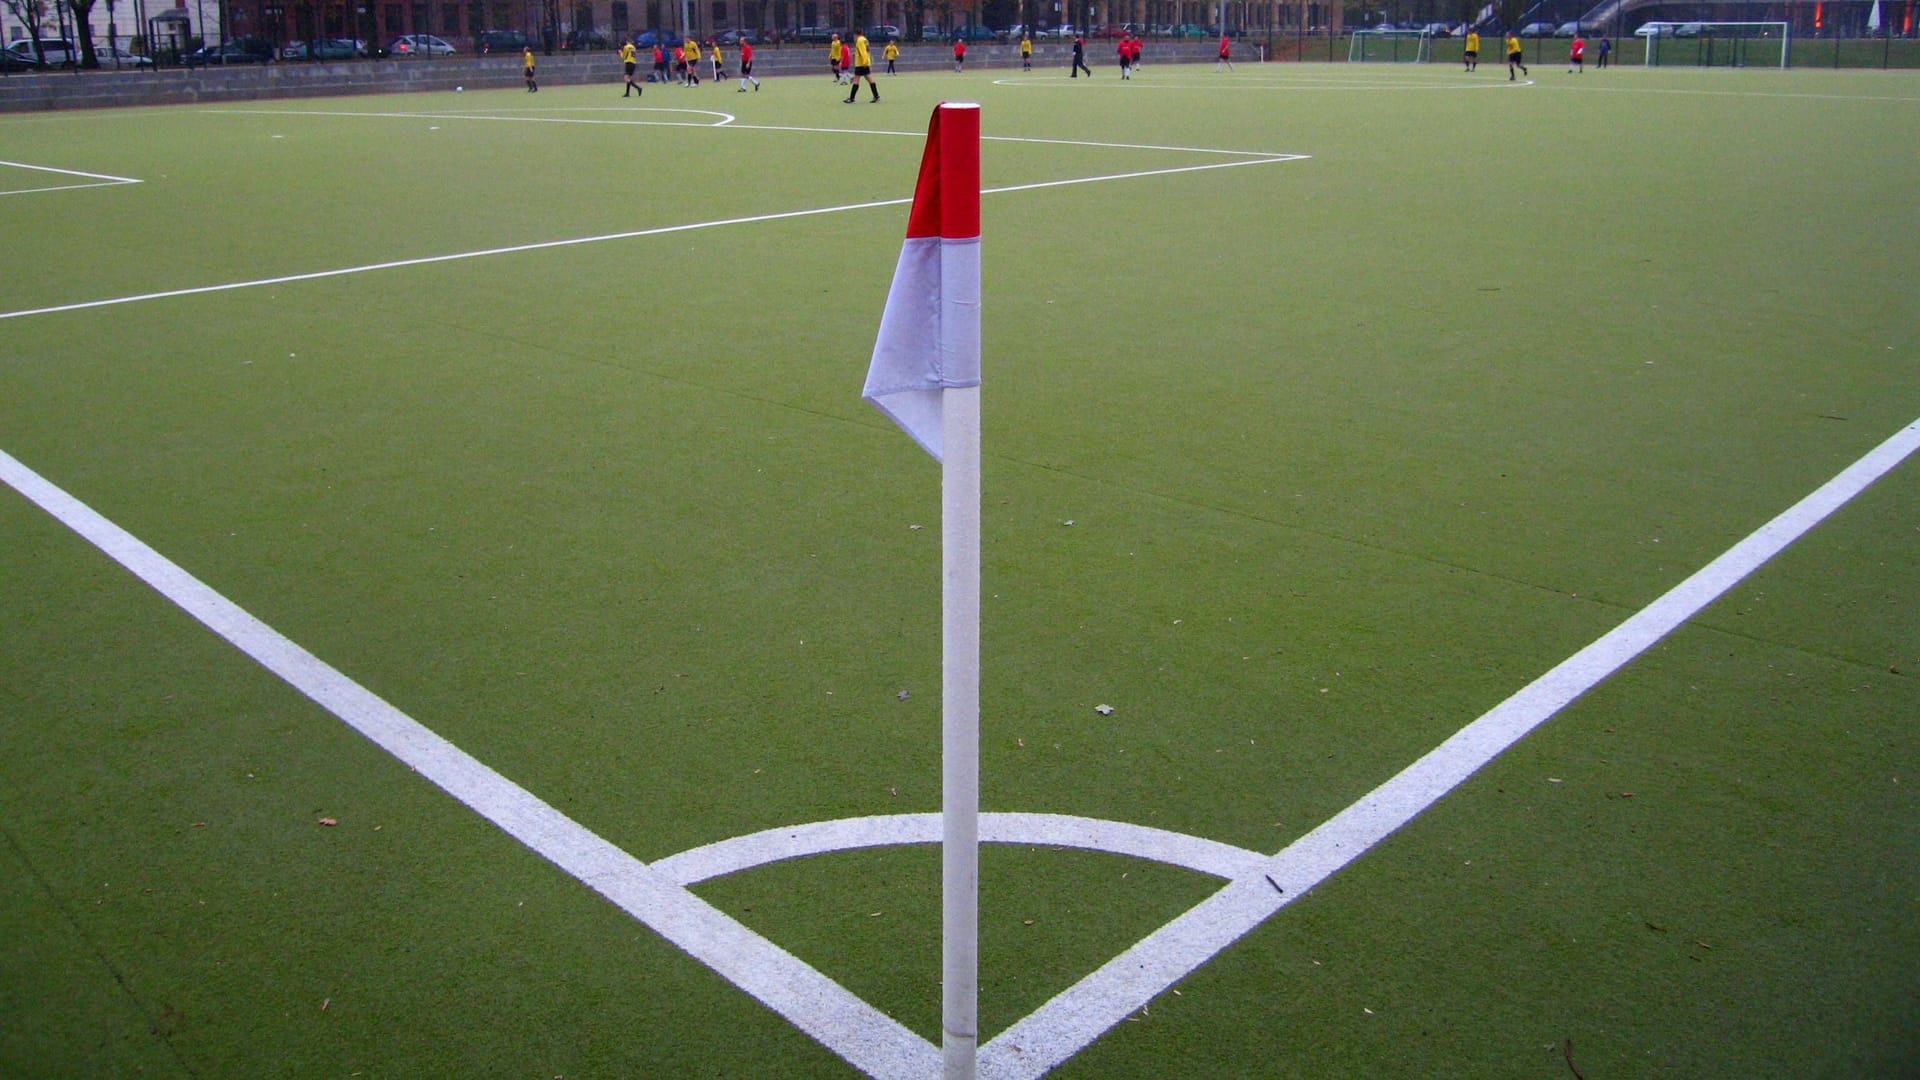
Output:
top-left (2, 61), bottom-right (1917, 1078)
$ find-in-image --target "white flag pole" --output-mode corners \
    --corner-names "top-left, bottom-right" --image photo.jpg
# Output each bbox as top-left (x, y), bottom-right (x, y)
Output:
top-left (942, 382), bottom-right (981, 1080)
top-left (858, 100), bottom-right (983, 1080)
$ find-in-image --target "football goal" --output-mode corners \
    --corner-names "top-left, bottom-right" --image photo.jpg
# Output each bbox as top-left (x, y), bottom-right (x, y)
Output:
top-left (1349, 28), bottom-right (1433, 63)
top-left (1644, 22), bottom-right (1790, 68)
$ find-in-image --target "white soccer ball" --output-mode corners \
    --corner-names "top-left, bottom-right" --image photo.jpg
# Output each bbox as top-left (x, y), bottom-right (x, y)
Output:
top-left (455, 85), bottom-right (464, 92)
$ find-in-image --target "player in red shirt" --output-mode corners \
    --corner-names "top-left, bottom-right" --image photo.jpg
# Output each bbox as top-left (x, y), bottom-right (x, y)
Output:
top-left (1568, 35), bottom-right (1585, 74)
top-left (1216, 33), bottom-right (1234, 71)
top-left (1128, 34), bottom-right (1143, 71)
top-left (953, 37), bottom-right (966, 72)
top-left (738, 38), bottom-right (758, 90)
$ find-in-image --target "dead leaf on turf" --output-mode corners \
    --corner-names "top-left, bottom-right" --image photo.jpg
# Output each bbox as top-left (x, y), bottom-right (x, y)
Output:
top-left (318, 818), bottom-right (338, 827)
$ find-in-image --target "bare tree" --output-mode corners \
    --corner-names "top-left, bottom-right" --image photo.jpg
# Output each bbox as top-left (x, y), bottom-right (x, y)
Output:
top-left (2, 0), bottom-right (53, 62)
top-left (67, 0), bottom-right (102, 66)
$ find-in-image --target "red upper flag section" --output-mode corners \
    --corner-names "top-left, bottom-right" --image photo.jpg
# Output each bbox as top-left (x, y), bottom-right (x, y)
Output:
top-left (904, 102), bottom-right (981, 242)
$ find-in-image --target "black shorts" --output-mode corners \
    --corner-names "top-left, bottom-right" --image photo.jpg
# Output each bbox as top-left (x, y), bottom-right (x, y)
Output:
top-left (624, 60), bottom-right (636, 74)
top-left (1508, 50), bottom-right (1523, 62)
top-left (853, 64), bottom-right (871, 77)
top-left (740, 59), bottom-right (752, 74)
top-left (1464, 49), bottom-right (1477, 58)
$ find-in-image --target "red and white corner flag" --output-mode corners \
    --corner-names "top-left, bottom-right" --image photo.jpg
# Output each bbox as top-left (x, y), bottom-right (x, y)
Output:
top-left (861, 101), bottom-right (984, 1080)
top-left (862, 102), bottom-right (982, 461)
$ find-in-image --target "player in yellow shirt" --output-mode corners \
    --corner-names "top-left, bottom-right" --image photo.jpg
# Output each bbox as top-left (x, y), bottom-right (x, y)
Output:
top-left (1019, 32), bottom-right (1032, 71)
top-left (620, 40), bottom-right (641, 96)
top-left (1462, 30), bottom-right (1478, 71)
top-left (682, 37), bottom-right (700, 84)
top-left (844, 29), bottom-right (878, 102)
top-left (883, 37), bottom-right (900, 74)
top-left (522, 46), bottom-right (537, 92)
top-left (1504, 32), bottom-right (1527, 79)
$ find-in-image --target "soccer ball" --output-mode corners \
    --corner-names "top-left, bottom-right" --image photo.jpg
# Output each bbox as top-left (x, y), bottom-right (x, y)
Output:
top-left (455, 85), bottom-right (464, 92)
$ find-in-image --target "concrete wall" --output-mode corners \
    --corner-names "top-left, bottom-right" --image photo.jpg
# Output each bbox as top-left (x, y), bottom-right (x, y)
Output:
top-left (0, 41), bottom-right (1225, 112)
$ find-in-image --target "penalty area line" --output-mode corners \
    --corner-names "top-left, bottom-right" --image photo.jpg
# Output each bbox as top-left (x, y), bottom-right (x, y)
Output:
top-left (0, 155), bottom-right (1303, 324)
top-left (0, 158), bottom-right (143, 197)
top-left (982, 414), bottom-right (1920, 1080)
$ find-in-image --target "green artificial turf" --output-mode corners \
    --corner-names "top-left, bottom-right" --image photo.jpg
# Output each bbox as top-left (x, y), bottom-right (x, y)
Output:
top-left (2, 61), bottom-right (1915, 1077)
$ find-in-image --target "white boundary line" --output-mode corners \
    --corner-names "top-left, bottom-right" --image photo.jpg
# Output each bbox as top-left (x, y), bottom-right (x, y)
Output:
top-left (4, 413), bottom-right (1914, 1076)
top-left (0, 158), bottom-right (143, 197)
top-left (978, 415), bottom-right (1920, 1079)
top-left (0, 445), bottom-right (937, 1080)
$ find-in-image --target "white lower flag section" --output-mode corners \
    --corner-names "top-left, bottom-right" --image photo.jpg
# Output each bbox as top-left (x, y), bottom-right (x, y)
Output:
top-left (862, 236), bottom-right (982, 462)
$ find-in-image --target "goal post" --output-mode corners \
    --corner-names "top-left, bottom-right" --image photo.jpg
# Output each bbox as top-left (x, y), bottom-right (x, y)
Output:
top-left (1348, 29), bottom-right (1433, 63)
top-left (1645, 22), bottom-right (1791, 68)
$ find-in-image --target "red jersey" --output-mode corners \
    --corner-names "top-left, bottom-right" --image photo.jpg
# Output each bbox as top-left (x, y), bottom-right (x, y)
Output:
top-left (1570, 38), bottom-right (1585, 58)
top-left (954, 40), bottom-right (966, 57)
top-left (1219, 35), bottom-right (1231, 57)
top-left (652, 44), bottom-right (664, 63)
top-left (740, 41), bottom-right (753, 63)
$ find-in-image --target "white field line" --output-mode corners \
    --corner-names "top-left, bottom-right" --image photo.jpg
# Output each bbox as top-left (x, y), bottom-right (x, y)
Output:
top-left (208, 106), bottom-right (1297, 157)
top-left (4, 403), bottom-right (1914, 1079)
top-left (0, 158), bottom-right (143, 197)
top-left (979, 415), bottom-right (1920, 1080)
top-left (651, 812), bottom-right (1269, 887)
top-left (991, 74), bottom-right (1533, 90)
top-left (0, 446), bottom-right (940, 1080)
top-left (0, 153), bottom-right (1300, 324)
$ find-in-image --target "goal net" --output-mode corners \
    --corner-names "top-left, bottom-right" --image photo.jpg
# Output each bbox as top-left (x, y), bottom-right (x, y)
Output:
top-left (1643, 22), bottom-right (1790, 68)
top-left (1348, 29), bottom-right (1433, 63)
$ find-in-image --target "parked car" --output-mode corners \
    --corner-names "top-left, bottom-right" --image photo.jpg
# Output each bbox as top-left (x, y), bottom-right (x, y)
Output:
top-left (390, 33), bottom-right (456, 55)
top-left (476, 29), bottom-right (531, 53)
top-left (1421, 21), bottom-right (1456, 36)
top-left (1673, 21), bottom-right (1705, 36)
top-left (1554, 21), bottom-right (1595, 35)
top-left (865, 24), bottom-right (901, 41)
top-left (1169, 23), bottom-right (1207, 38)
top-left (957, 24), bottom-right (998, 41)
top-left (3, 38), bottom-right (79, 68)
top-left (1517, 21), bottom-right (1556, 36)
top-left (281, 37), bottom-right (356, 60)
top-left (0, 48), bottom-right (43, 71)
top-left (563, 28), bottom-right (611, 49)
top-left (1634, 21), bottom-right (1675, 35)
top-left (183, 38), bottom-right (275, 65)
top-left (793, 26), bottom-right (839, 43)
top-left (716, 28), bottom-right (761, 45)
top-left (95, 44), bottom-right (156, 66)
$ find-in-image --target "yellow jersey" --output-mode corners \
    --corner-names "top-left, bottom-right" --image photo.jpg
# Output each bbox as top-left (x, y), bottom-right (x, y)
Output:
top-left (852, 33), bottom-right (871, 67)
top-left (1504, 35), bottom-right (1520, 54)
top-left (884, 41), bottom-right (900, 60)
top-left (1020, 36), bottom-right (1032, 55)
top-left (522, 48), bottom-right (534, 69)
top-left (1464, 32), bottom-right (1478, 52)
top-left (684, 39), bottom-right (699, 62)
top-left (620, 42), bottom-right (637, 63)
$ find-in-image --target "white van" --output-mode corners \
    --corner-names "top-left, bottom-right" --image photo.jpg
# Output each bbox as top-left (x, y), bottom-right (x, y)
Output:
top-left (3, 38), bottom-right (81, 67)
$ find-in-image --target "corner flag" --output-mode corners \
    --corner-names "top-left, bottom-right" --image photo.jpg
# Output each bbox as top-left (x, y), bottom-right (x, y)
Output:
top-left (862, 102), bottom-right (982, 461)
top-left (860, 101), bottom-right (984, 1080)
